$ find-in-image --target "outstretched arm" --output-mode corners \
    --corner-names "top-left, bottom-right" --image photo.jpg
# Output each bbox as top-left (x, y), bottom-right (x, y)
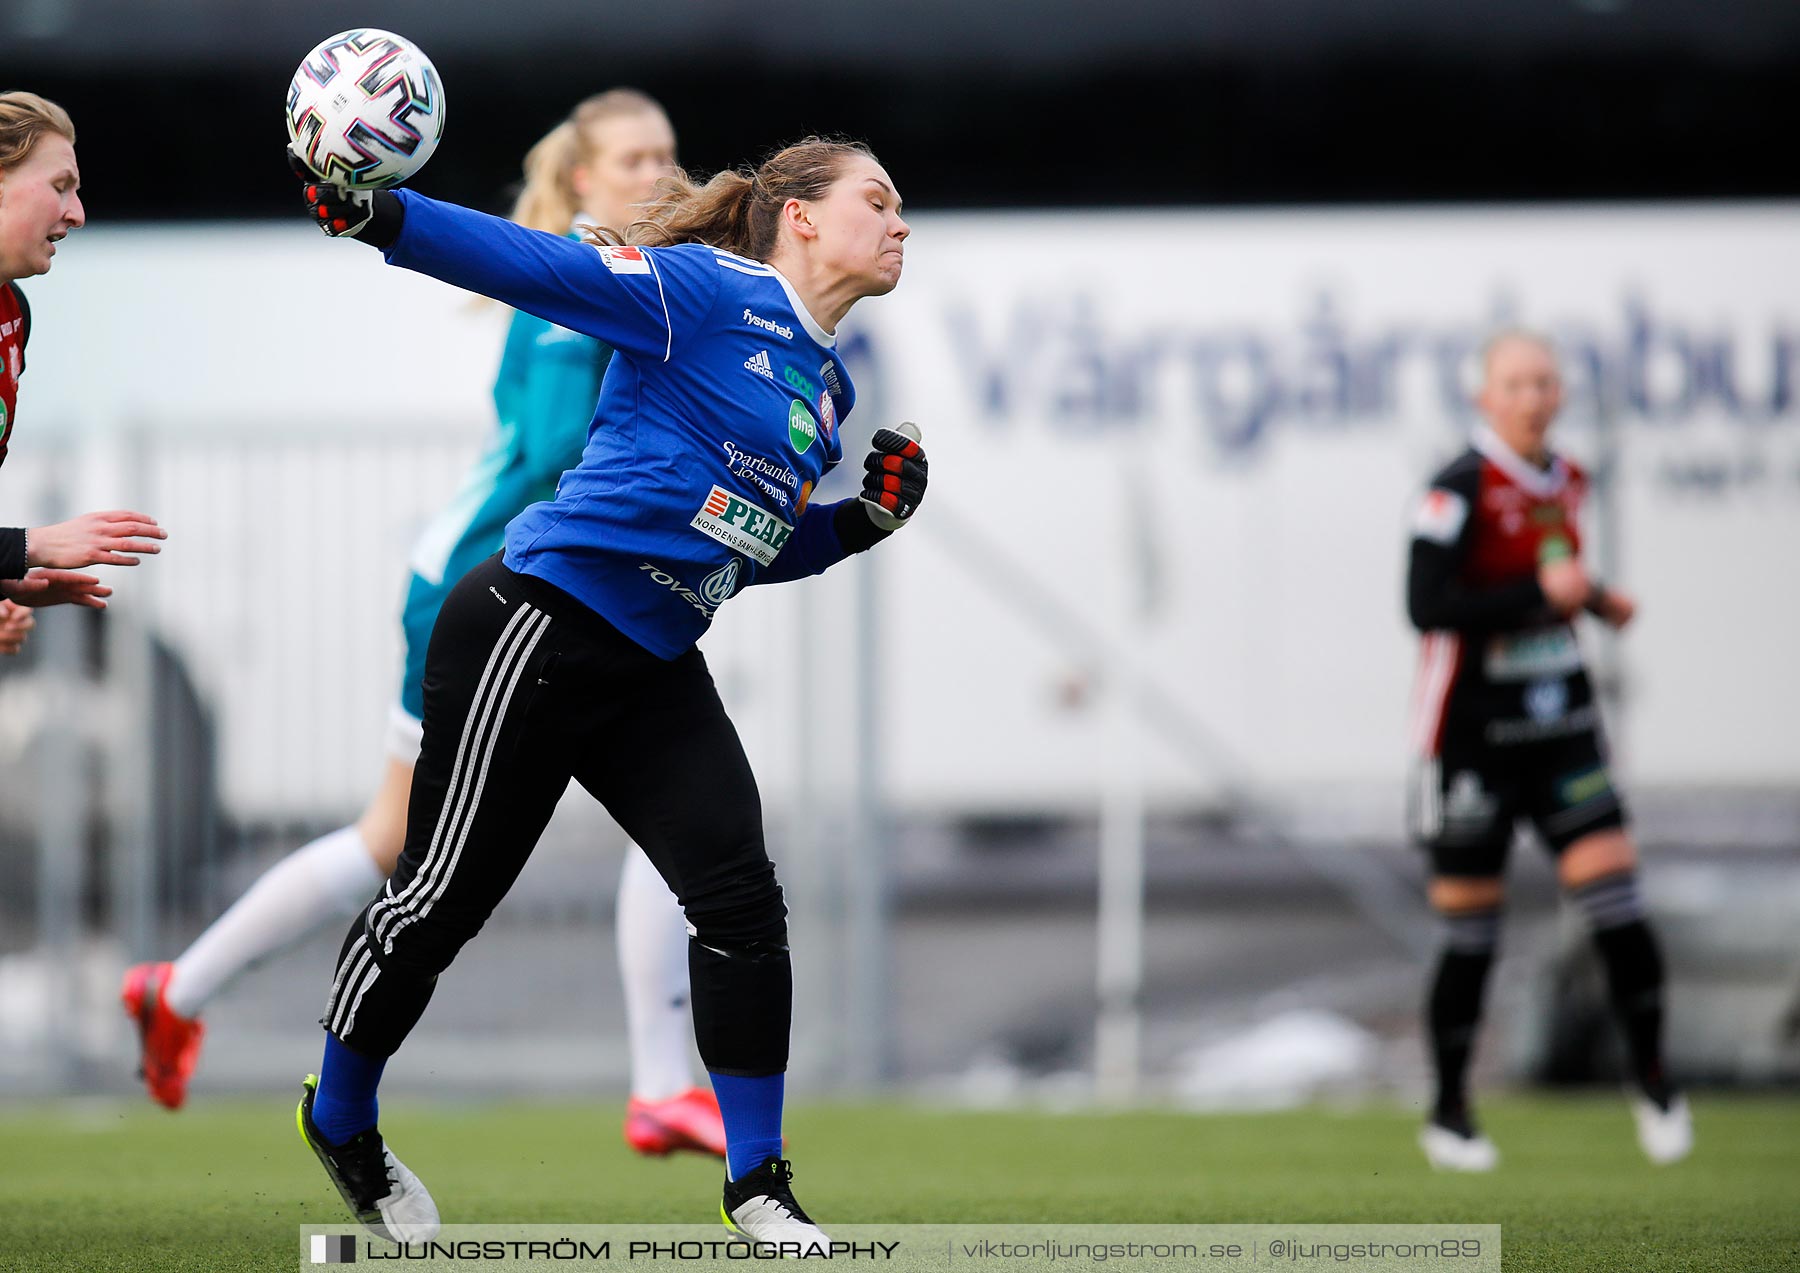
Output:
top-left (290, 151), bottom-right (719, 363)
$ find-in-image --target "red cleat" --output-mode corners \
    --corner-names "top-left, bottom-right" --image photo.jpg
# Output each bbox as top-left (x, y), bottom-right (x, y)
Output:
top-left (623, 1087), bottom-right (729, 1158)
top-left (120, 962), bottom-right (205, 1111)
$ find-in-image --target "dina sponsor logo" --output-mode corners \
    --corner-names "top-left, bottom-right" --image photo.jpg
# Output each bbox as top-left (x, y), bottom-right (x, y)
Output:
top-left (787, 399), bottom-right (817, 455)
top-left (742, 309), bottom-right (794, 340)
top-left (690, 485), bottom-right (793, 566)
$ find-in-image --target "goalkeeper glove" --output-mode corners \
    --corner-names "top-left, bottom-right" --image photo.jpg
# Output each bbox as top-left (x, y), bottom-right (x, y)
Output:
top-left (287, 147), bottom-right (403, 247)
top-left (859, 424), bottom-right (927, 531)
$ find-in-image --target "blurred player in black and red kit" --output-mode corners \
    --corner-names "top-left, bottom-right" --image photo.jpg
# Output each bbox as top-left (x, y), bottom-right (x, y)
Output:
top-left (1406, 329), bottom-right (1691, 1171)
top-left (0, 90), bottom-right (167, 648)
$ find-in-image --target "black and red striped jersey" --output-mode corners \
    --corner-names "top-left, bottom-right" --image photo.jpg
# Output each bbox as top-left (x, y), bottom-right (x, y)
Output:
top-left (1406, 427), bottom-right (1598, 757)
top-left (0, 282), bottom-right (27, 471)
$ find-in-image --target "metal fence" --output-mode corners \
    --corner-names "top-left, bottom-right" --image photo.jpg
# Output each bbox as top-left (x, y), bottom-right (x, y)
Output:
top-left (2, 424), bottom-right (1797, 1106)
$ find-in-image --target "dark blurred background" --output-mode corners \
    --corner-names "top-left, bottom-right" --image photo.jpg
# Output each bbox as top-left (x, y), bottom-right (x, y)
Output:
top-left (7, 0), bottom-right (1800, 216)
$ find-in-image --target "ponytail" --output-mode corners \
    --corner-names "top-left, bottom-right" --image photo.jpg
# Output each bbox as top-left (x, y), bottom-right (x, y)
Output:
top-left (604, 136), bottom-right (875, 262)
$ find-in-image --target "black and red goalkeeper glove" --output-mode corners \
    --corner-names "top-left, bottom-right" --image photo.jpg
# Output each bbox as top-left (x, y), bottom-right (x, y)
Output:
top-left (859, 425), bottom-right (927, 531)
top-left (287, 146), bottom-right (403, 247)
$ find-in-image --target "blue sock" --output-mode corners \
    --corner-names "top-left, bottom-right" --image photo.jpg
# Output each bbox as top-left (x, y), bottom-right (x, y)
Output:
top-left (709, 1071), bottom-right (785, 1181)
top-left (310, 1033), bottom-right (387, 1145)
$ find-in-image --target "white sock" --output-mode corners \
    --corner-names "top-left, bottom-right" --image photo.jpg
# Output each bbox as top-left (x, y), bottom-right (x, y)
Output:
top-left (616, 844), bottom-right (696, 1101)
top-left (166, 825), bottom-right (385, 1018)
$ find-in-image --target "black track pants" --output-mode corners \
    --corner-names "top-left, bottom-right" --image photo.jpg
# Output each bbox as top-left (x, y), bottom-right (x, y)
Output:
top-left (323, 554), bottom-right (791, 1075)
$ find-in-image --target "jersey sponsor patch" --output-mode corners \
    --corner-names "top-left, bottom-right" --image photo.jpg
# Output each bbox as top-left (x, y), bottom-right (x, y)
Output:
top-left (690, 484), bottom-right (793, 566)
top-left (743, 309), bottom-right (794, 340)
top-left (1483, 627), bottom-right (1583, 682)
top-left (638, 562), bottom-right (716, 619)
top-left (720, 440), bottom-right (799, 509)
top-left (597, 244), bottom-right (651, 275)
top-left (1523, 677), bottom-right (1570, 723)
top-left (699, 558), bottom-right (741, 607)
top-left (786, 399), bottom-right (816, 455)
top-left (1413, 488), bottom-right (1469, 545)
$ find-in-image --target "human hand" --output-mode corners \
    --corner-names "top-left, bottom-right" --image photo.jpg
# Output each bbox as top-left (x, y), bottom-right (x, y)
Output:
top-left (860, 423), bottom-right (927, 532)
top-left (1537, 556), bottom-right (1591, 616)
top-left (0, 599), bottom-right (34, 653)
top-left (27, 509), bottom-right (165, 568)
top-left (1592, 588), bottom-right (1637, 630)
top-left (288, 146), bottom-right (401, 243)
top-left (1, 568), bottom-right (113, 609)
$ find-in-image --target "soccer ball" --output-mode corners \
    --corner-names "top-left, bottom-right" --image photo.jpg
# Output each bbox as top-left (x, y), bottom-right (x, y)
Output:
top-left (286, 29), bottom-right (445, 189)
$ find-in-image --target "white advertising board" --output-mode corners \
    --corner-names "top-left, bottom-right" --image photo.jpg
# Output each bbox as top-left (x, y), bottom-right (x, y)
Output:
top-left (16, 206), bottom-right (1798, 816)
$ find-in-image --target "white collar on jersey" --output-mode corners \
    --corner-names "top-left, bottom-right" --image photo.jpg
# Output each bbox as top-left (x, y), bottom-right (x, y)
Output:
top-left (765, 262), bottom-right (836, 348)
top-left (709, 247), bottom-right (837, 348)
top-left (1472, 424), bottom-right (1569, 498)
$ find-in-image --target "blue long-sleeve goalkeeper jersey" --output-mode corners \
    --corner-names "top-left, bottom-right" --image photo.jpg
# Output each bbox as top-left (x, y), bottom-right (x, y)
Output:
top-left (385, 191), bottom-right (858, 659)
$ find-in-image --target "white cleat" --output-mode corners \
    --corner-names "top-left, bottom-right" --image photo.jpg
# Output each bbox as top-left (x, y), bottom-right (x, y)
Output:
top-left (368, 1152), bottom-right (441, 1243)
top-left (721, 1157), bottom-right (832, 1255)
top-left (299, 1074), bottom-right (441, 1243)
top-left (1419, 1119), bottom-right (1499, 1172)
top-left (1632, 1093), bottom-right (1694, 1165)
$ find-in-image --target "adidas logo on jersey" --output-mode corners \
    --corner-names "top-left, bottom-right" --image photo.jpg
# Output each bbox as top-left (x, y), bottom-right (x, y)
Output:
top-left (744, 349), bottom-right (774, 379)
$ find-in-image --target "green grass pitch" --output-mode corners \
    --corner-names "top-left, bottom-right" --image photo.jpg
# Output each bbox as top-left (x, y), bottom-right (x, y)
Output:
top-left (0, 1094), bottom-right (1793, 1271)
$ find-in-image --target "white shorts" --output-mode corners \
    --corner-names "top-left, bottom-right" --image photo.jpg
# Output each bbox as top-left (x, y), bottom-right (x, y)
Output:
top-left (385, 702), bottom-right (425, 766)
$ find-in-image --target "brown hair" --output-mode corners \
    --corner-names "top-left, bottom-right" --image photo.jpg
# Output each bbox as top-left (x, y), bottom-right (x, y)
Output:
top-left (601, 136), bottom-right (877, 261)
top-left (510, 89), bottom-right (668, 233)
top-left (0, 91), bottom-right (76, 172)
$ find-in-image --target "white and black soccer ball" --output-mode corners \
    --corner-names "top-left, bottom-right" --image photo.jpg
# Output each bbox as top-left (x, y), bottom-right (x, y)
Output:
top-left (286, 28), bottom-right (445, 189)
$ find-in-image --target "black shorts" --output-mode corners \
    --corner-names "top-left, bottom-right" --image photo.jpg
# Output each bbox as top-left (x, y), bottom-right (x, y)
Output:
top-left (1408, 727), bottom-right (1629, 877)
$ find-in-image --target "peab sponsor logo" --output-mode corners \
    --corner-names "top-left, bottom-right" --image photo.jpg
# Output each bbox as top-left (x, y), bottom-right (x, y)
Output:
top-left (596, 244), bottom-right (651, 275)
top-left (743, 309), bottom-right (793, 340)
top-left (690, 485), bottom-right (793, 566)
top-left (787, 399), bottom-right (817, 455)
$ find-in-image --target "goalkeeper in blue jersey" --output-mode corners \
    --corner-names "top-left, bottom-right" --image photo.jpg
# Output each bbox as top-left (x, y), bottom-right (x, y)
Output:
top-left (290, 136), bottom-right (924, 1250)
top-left (125, 92), bottom-right (730, 1158)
